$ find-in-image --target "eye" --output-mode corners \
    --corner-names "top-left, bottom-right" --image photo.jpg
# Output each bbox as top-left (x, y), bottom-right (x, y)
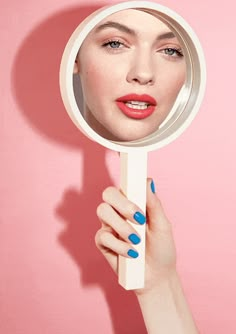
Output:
top-left (162, 47), bottom-right (184, 58)
top-left (102, 40), bottom-right (124, 49)
top-left (102, 39), bottom-right (127, 52)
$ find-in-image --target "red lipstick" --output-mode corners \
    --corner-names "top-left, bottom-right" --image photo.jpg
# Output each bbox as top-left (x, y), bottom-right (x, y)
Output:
top-left (116, 94), bottom-right (157, 119)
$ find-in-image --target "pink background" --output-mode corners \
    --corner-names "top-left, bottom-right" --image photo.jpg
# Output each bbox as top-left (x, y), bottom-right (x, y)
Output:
top-left (1, 0), bottom-right (236, 333)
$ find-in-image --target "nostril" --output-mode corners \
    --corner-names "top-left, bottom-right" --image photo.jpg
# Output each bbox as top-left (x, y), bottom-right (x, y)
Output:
top-left (132, 77), bottom-right (154, 85)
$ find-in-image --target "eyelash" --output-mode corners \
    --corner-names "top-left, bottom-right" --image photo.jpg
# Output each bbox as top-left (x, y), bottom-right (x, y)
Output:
top-left (102, 39), bottom-right (126, 51)
top-left (162, 47), bottom-right (184, 58)
top-left (101, 39), bottom-right (184, 58)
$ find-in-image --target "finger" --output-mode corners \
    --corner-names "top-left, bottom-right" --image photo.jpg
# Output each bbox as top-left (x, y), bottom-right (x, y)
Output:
top-left (97, 202), bottom-right (141, 245)
top-left (146, 178), bottom-right (172, 233)
top-left (95, 229), bottom-right (118, 273)
top-left (102, 186), bottom-right (146, 226)
top-left (95, 229), bottom-right (139, 260)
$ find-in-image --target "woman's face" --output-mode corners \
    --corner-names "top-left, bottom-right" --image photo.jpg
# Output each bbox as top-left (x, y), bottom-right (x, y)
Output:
top-left (75, 9), bottom-right (186, 141)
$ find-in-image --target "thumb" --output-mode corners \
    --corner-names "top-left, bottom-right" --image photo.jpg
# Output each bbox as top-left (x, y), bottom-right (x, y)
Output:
top-left (146, 178), bottom-right (172, 233)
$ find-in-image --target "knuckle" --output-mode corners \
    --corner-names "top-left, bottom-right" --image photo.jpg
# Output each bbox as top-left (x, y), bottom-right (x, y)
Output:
top-left (98, 230), bottom-right (110, 247)
top-left (96, 202), bottom-right (109, 219)
top-left (94, 229), bottom-right (100, 245)
top-left (102, 186), bottom-right (116, 201)
top-left (94, 229), bottom-right (103, 248)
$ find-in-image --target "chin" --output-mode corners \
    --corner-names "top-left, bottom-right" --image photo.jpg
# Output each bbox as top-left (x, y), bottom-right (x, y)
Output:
top-left (113, 131), bottom-right (154, 142)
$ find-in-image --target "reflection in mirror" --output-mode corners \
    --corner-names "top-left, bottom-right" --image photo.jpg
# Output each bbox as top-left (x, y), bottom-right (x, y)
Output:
top-left (73, 9), bottom-right (186, 142)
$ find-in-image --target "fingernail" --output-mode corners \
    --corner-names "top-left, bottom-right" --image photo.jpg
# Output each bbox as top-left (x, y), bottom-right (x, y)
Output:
top-left (128, 233), bottom-right (141, 245)
top-left (127, 249), bottom-right (139, 258)
top-left (133, 211), bottom-right (146, 225)
top-left (151, 179), bottom-right (156, 194)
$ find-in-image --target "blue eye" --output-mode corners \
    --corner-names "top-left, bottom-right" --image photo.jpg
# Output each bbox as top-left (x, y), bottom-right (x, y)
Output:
top-left (163, 48), bottom-right (183, 57)
top-left (108, 41), bottom-right (122, 48)
top-left (102, 40), bottom-right (125, 50)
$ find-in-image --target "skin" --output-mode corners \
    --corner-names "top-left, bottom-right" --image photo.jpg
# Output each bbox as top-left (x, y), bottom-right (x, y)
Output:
top-left (95, 178), bottom-right (177, 294)
top-left (75, 9), bottom-right (186, 141)
top-left (95, 179), bottom-right (200, 333)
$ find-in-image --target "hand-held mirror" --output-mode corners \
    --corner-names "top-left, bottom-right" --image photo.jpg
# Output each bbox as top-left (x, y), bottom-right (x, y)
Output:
top-left (60, 1), bottom-right (206, 290)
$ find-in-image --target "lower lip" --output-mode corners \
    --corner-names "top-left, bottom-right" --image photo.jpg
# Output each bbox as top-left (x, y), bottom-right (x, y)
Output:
top-left (116, 102), bottom-right (155, 120)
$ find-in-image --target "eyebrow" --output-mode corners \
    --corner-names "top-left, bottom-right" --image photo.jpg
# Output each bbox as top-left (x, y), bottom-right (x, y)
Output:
top-left (95, 21), bottom-right (135, 35)
top-left (94, 21), bottom-right (177, 41)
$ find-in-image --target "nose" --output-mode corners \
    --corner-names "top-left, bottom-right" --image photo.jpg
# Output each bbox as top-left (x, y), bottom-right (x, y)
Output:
top-left (126, 51), bottom-right (155, 85)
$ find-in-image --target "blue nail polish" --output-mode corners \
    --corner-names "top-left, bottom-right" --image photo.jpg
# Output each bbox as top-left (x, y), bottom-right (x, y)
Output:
top-left (127, 249), bottom-right (139, 258)
top-left (128, 233), bottom-right (141, 245)
top-left (133, 211), bottom-right (146, 225)
top-left (151, 179), bottom-right (156, 194)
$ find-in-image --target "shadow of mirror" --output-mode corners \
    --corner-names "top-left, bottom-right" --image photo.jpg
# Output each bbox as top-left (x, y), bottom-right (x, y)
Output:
top-left (12, 4), bottom-right (147, 333)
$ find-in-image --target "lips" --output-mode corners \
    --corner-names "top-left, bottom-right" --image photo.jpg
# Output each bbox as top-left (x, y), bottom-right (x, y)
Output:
top-left (116, 94), bottom-right (157, 119)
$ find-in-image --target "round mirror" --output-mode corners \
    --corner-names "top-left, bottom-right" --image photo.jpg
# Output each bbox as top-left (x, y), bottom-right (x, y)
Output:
top-left (60, 1), bottom-right (206, 153)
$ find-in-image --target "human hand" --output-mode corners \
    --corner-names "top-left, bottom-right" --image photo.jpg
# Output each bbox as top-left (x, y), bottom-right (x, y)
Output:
top-left (95, 178), bottom-right (177, 295)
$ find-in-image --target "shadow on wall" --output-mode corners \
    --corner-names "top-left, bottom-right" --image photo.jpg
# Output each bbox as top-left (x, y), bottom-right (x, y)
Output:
top-left (11, 4), bottom-right (146, 334)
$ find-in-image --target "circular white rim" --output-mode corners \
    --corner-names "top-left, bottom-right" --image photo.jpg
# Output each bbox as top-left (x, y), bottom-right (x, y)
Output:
top-left (60, 1), bottom-right (206, 153)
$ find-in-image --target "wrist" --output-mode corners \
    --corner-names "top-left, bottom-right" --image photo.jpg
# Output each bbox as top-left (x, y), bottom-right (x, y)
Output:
top-left (135, 268), bottom-right (179, 299)
top-left (135, 271), bottom-right (199, 334)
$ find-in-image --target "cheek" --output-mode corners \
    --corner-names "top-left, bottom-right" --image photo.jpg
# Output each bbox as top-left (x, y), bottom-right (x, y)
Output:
top-left (173, 74), bottom-right (185, 96)
top-left (82, 65), bottom-right (103, 96)
top-left (80, 61), bottom-right (117, 102)
top-left (161, 69), bottom-right (186, 103)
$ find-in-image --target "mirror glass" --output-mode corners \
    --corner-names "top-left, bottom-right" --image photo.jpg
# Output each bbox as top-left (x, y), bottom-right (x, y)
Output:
top-left (73, 8), bottom-right (187, 142)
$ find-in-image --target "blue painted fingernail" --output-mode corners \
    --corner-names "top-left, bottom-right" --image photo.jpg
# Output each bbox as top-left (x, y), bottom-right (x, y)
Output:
top-left (151, 179), bottom-right (156, 194)
top-left (133, 211), bottom-right (146, 225)
top-left (128, 233), bottom-right (141, 245)
top-left (127, 249), bottom-right (139, 258)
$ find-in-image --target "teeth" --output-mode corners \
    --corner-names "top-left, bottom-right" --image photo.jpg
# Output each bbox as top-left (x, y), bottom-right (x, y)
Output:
top-left (125, 101), bottom-right (149, 110)
top-left (128, 101), bottom-right (149, 106)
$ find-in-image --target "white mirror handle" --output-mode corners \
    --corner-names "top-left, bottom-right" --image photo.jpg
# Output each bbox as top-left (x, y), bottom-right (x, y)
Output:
top-left (119, 151), bottom-right (147, 290)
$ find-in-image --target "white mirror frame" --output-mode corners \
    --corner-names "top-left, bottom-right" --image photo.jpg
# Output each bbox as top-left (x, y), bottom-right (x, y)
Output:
top-left (60, 0), bottom-right (206, 153)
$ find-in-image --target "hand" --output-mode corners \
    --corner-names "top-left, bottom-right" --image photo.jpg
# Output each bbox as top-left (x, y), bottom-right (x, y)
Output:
top-left (95, 180), bottom-right (199, 334)
top-left (95, 178), bottom-right (177, 295)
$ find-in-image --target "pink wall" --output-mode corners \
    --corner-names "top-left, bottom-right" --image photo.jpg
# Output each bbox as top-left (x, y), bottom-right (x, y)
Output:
top-left (1, 0), bottom-right (236, 333)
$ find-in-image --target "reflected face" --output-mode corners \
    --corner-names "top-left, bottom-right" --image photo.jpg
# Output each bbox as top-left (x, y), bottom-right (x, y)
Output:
top-left (76, 9), bottom-right (186, 141)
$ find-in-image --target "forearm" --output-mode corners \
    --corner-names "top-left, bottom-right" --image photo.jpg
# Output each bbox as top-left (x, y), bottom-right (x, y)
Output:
top-left (136, 272), bottom-right (199, 334)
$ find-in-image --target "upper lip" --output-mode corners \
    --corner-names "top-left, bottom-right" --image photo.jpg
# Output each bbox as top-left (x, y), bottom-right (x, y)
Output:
top-left (116, 94), bottom-right (157, 106)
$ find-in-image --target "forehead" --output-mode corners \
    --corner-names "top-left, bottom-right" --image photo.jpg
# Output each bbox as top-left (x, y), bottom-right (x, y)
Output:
top-left (93, 8), bottom-right (172, 35)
